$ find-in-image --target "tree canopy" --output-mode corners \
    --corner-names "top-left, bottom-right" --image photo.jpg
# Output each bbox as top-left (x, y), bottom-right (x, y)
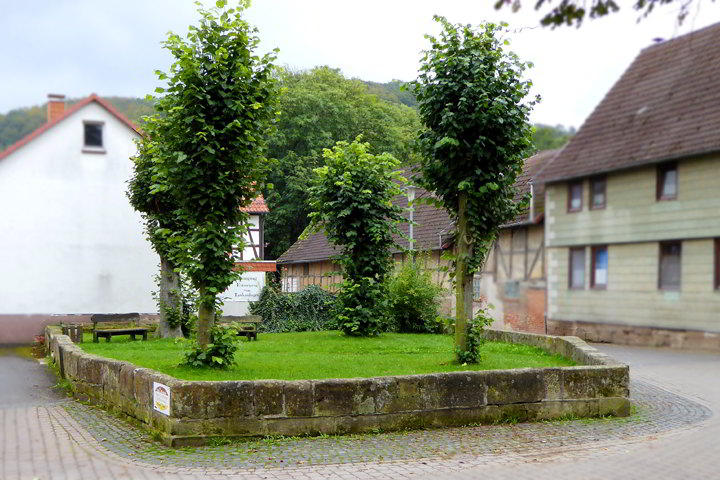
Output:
top-left (496, 0), bottom-right (702, 27)
top-left (263, 67), bottom-right (420, 259)
top-left (146, 0), bottom-right (279, 349)
top-left (307, 138), bottom-right (406, 336)
top-left (411, 17), bottom-right (537, 359)
top-left (532, 123), bottom-right (575, 150)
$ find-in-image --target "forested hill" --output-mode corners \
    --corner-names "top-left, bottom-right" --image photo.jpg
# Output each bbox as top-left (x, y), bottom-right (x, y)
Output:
top-left (0, 80), bottom-right (414, 150)
top-left (1, 82), bottom-right (573, 153)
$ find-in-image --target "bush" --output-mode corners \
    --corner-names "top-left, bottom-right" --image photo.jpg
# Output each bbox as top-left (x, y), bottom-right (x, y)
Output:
top-left (182, 323), bottom-right (239, 368)
top-left (335, 277), bottom-right (390, 336)
top-left (250, 285), bottom-right (338, 333)
top-left (388, 260), bottom-right (445, 333)
top-left (454, 308), bottom-right (494, 364)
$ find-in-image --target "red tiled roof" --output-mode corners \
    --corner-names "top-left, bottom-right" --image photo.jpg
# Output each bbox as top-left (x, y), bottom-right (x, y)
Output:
top-left (240, 194), bottom-right (269, 214)
top-left (536, 22), bottom-right (720, 183)
top-left (0, 94), bottom-right (142, 161)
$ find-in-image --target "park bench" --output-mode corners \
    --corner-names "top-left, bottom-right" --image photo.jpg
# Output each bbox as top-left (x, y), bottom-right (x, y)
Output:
top-left (219, 315), bottom-right (262, 341)
top-left (91, 313), bottom-right (149, 343)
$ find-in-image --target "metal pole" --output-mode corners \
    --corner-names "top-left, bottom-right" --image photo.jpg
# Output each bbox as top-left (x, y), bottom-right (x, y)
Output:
top-left (407, 185), bottom-right (415, 263)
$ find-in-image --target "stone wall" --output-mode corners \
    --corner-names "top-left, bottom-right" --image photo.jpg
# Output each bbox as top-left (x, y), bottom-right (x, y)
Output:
top-left (46, 326), bottom-right (630, 447)
top-left (548, 319), bottom-right (720, 351)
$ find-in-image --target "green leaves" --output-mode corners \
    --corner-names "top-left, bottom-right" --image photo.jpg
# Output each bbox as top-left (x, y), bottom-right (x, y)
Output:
top-left (182, 323), bottom-right (240, 368)
top-left (128, 0), bottom-right (279, 349)
top-left (306, 138), bottom-right (406, 337)
top-left (410, 17), bottom-right (536, 276)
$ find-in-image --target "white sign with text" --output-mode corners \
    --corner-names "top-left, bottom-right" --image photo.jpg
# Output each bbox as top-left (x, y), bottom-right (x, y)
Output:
top-left (153, 382), bottom-right (171, 416)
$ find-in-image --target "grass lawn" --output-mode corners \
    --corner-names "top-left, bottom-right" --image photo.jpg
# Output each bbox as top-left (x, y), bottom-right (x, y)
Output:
top-left (79, 331), bottom-right (575, 381)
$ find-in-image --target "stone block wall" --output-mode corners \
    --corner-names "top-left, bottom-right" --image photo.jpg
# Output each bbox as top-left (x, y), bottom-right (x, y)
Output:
top-left (46, 326), bottom-right (630, 447)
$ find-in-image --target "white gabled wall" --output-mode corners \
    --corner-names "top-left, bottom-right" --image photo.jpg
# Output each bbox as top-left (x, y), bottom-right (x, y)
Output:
top-left (0, 101), bottom-right (158, 314)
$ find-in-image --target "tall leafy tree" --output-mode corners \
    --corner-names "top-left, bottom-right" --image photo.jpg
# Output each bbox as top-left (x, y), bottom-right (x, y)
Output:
top-left (306, 138), bottom-right (406, 336)
top-left (264, 67), bottom-right (420, 259)
top-left (411, 17), bottom-right (537, 359)
top-left (148, 0), bottom-right (279, 348)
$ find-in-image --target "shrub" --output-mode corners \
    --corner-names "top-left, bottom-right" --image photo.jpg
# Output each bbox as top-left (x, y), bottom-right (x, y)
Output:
top-left (250, 285), bottom-right (337, 333)
top-left (388, 260), bottom-right (445, 333)
top-left (306, 138), bottom-right (406, 336)
top-left (182, 323), bottom-right (239, 368)
top-left (454, 308), bottom-right (494, 364)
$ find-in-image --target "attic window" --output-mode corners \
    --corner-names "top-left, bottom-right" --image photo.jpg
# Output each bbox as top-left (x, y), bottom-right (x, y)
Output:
top-left (83, 121), bottom-right (105, 152)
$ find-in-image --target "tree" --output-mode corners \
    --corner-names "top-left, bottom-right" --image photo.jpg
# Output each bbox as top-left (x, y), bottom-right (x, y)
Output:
top-left (148, 0), bottom-right (279, 348)
top-left (263, 67), bottom-right (420, 259)
top-left (495, 0), bottom-right (703, 28)
top-left (127, 118), bottom-right (186, 339)
top-left (532, 123), bottom-right (575, 151)
top-left (306, 138), bottom-right (406, 336)
top-left (410, 17), bottom-right (537, 360)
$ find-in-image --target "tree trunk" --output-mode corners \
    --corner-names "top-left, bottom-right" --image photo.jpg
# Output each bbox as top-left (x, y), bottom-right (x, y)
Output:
top-left (455, 192), bottom-right (473, 356)
top-left (196, 286), bottom-right (215, 348)
top-left (157, 256), bottom-right (184, 338)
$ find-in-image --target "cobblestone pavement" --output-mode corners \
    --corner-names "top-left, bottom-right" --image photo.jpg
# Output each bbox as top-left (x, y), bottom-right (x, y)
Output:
top-left (1, 344), bottom-right (717, 479)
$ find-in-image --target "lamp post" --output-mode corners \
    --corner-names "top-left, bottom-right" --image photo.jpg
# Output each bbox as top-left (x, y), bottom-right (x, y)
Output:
top-left (407, 185), bottom-right (415, 263)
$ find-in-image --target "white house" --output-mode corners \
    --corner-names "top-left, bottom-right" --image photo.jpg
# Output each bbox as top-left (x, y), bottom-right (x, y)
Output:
top-left (0, 94), bottom-right (273, 343)
top-left (0, 94), bottom-right (156, 343)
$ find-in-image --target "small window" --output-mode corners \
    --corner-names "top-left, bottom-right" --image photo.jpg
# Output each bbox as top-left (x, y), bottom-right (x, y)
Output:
top-left (657, 163), bottom-right (677, 201)
top-left (303, 263), bottom-right (310, 276)
top-left (83, 122), bottom-right (104, 148)
top-left (569, 247), bottom-right (585, 289)
top-left (590, 177), bottom-right (606, 209)
top-left (568, 181), bottom-right (583, 212)
top-left (715, 239), bottom-right (720, 290)
top-left (591, 246), bottom-right (608, 289)
top-left (659, 241), bottom-right (681, 291)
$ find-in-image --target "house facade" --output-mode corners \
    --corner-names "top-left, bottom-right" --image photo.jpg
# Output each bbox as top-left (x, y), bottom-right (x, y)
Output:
top-left (223, 196), bottom-right (276, 315)
top-left (0, 94), bottom-right (155, 343)
top-left (0, 94), bottom-right (273, 342)
top-left (537, 23), bottom-right (720, 349)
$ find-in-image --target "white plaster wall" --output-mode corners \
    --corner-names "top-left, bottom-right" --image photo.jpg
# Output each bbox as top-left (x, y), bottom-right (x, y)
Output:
top-left (241, 214), bottom-right (260, 260)
top-left (0, 102), bottom-right (158, 314)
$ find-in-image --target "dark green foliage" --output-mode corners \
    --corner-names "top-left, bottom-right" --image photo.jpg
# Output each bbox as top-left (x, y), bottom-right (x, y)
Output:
top-left (249, 285), bottom-right (338, 332)
top-left (532, 124), bottom-right (575, 151)
top-left (410, 17), bottom-right (537, 359)
top-left (263, 67), bottom-right (420, 259)
top-left (146, 0), bottom-right (279, 346)
top-left (0, 106), bottom-right (45, 150)
top-left (307, 138), bottom-right (406, 336)
top-left (411, 18), bottom-right (537, 274)
top-left (388, 260), bottom-right (445, 333)
top-left (182, 323), bottom-right (239, 368)
top-left (454, 309), bottom-right (494, 364)
top-left (364, 79), bottom-right (418, 108)
top-left (494, 0), bottom-right (687, 28)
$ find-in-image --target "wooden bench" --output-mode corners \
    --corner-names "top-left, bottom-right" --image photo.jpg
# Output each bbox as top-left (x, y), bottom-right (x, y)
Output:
top-left (91, 313), bottom-right (149, 343)
top-left (219, 315), bottom-right (262, 341)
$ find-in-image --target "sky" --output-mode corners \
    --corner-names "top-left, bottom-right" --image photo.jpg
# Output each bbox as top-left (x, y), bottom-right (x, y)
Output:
top-left (2, 0), bottom-right (719, 128)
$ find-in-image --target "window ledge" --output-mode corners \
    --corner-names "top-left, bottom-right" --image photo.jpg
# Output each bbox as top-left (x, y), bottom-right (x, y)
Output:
top-left (82, 147), bottom-right (106, 154)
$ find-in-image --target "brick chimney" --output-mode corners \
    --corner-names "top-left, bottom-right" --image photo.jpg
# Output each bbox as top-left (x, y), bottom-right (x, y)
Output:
top-left (47, 94), bottom-right (66, 122)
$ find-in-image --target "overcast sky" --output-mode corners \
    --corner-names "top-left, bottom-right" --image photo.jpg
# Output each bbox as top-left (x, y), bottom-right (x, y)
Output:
top-left (2, 0), bottom-right (719, 128)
